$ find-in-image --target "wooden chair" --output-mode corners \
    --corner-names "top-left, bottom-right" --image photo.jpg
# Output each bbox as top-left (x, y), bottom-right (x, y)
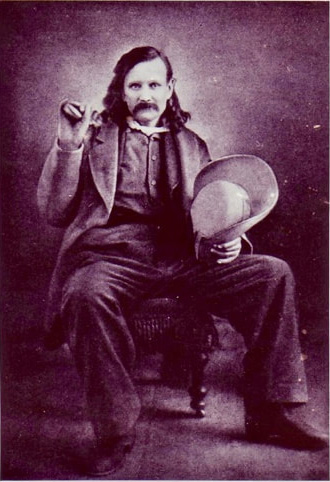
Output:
top-left (129, 297), bottom-right (219, 417)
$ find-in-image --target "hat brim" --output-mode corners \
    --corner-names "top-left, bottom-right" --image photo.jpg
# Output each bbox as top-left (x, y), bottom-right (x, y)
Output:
top-left (192, 155), bottom-right (279, 243)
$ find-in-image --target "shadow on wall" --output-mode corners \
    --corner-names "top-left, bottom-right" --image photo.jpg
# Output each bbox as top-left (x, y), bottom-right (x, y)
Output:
top-left (1, 1), bottom-right (328, 327)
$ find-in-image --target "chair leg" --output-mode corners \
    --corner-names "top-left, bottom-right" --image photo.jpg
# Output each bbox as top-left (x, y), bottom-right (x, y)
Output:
top-left (161, 346), bottom-right (190, 387)
top-left (188, 351), bottom-right (209, 418)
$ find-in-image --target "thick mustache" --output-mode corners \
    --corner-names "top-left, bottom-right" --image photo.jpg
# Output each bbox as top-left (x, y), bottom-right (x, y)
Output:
top-left (133, 102), bottom-right (159, 114)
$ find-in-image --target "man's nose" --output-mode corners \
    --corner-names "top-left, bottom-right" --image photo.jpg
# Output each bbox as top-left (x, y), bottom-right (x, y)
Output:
top-left (138, 85), bottom-right (152, 102)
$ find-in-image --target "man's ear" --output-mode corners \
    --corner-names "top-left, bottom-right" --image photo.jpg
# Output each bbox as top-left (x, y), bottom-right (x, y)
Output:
top-left (167, 78), bottom-right (176, 99)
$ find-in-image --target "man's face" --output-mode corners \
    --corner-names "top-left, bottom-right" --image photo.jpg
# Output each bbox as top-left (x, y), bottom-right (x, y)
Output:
top-left (123, 57), bottom-right (174, 127)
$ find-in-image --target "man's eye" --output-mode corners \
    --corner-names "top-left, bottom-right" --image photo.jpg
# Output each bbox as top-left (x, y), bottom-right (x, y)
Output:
top-left (150, 82), bottom-right (160, 89)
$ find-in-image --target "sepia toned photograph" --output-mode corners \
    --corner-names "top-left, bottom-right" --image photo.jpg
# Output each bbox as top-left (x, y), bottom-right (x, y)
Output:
top-left (1, 1), bottom-right (329, 480)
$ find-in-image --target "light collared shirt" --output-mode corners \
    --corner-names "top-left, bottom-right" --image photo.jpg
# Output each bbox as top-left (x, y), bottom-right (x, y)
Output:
top-left (112, 125), bottom-right (170, 221)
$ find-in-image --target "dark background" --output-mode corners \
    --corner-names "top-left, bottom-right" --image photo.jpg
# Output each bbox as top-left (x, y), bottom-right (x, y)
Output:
top-left (0, 3), bottom-right (328, 479)
top-left (1, 1), bottom-right (328, 336)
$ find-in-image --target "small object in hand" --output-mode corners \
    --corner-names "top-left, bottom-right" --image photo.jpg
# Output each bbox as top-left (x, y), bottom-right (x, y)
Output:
top-left (62, 102), bottom-right (85, 120)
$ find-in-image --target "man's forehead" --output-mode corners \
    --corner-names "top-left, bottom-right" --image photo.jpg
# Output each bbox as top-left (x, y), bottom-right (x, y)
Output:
top-left (125, 57), bottom-right (168, 80)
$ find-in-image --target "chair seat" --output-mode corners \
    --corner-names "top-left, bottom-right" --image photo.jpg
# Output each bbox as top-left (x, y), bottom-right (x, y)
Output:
top-left (129, 297), bottom-right (219, 354)
top-left (129, 297), bottom-right (185, 352)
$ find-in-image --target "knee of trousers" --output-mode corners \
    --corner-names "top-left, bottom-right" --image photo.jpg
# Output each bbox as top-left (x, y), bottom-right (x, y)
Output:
top-left (259, 255), bottom-right (295, 287)
top-left (61, 277), bottom-right (137, 368)
top-left (61, 275), bottom-right (122, 324)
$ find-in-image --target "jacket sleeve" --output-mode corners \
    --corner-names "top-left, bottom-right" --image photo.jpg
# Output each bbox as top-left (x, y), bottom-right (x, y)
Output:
top-left (37, 141), bottom-right (84, 227)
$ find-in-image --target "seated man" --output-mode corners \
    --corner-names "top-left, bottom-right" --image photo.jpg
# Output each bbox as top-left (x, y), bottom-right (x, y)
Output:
top-left (37, 46), bottom-right (328, 476)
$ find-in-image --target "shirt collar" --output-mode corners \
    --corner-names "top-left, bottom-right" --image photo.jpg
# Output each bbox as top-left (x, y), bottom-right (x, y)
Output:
top-left (126, 116), bottom-right (170, 137)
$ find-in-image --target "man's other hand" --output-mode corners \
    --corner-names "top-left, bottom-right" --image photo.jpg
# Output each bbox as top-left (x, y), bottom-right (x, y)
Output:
top-left (211, 237), bottom-right (242, 264)
top-left (58, 100), bottom-right (92, 151)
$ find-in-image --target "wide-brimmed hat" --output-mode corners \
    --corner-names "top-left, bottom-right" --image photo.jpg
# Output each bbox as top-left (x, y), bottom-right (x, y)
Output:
top-left (191, 154), bottom-right (279, 257)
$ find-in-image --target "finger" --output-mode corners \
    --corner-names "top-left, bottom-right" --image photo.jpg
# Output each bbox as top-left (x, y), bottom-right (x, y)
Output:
top-left (211, 250), bottom-right (239, 259)
top-left (77, 104), bottom-right (93, 129)
top-left (82, 103), bottom-right (92, 120)
top-left (216, 253), bottom-right (240, 264)
top-left (211, 244), bottom-right (242, 253)
top-left (69, 100), bottom-right (86, 111)
top-left (211, 249), bottom-right (240, 259)
top-left (59, 98), bottom-right (69, 109)
top-left (215, 245), bottom-right (241, 253)
top-left (214, 238), bottom-right (241, 249)
top-left (216, 251), bottom-right (239, 259)
top-left (213, 243), bottom-right (240, 251)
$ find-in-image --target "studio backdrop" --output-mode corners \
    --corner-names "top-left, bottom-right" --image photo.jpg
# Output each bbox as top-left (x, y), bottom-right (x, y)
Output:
top-left (1, 1), bottom-right (328, 335)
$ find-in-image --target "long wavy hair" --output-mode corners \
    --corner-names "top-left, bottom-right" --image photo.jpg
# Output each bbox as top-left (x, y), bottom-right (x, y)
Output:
top-left (101, 46), bottom-right (191, 131)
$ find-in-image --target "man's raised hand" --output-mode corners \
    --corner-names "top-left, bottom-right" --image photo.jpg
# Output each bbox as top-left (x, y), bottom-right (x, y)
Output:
top-left (58, 100), bottom-right (92, 151)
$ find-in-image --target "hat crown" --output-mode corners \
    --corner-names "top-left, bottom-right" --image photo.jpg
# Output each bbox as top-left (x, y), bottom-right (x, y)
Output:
top-left (191, 155), bottom-right (279, 245)
top-left (191, 180), bottom-right (251, 237)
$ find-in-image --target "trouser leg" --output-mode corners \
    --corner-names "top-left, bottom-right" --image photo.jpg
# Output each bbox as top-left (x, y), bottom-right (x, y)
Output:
top-left (172, 254), bottom-right (308, 404)
top-left (61, 261), bottom-right (147, 442)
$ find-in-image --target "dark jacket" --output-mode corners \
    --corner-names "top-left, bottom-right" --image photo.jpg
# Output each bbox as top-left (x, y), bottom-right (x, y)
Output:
top-left (37, 120), bottom-right (210, 340)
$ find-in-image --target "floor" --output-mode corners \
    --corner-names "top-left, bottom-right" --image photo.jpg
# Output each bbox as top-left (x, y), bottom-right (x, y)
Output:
top-left (1, 289), bottom-right (329, 480)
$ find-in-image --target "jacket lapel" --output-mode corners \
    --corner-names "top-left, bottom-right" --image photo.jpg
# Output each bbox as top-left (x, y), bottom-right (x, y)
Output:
top-left (163, 132), bottom-right (180, 194)
top-left (88, 122), bottom-right (201, 216)
top-left (88, 122), bottom-right (119, 213)
top-left (175, 129), bottom-right (202, 213)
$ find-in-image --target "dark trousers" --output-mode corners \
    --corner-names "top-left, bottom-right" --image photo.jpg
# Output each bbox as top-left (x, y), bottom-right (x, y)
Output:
top-left (60, 236), bottom-right (308, 442)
